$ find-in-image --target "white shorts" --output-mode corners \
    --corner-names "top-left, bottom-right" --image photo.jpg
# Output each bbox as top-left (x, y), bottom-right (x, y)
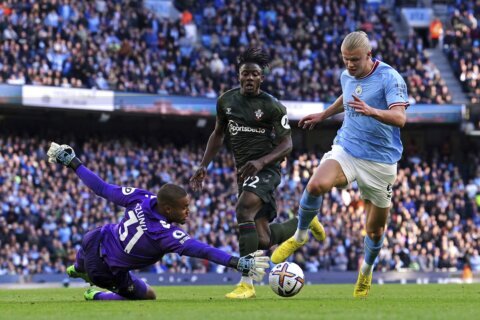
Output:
top-left (321, 145), bottom-right (397, 208)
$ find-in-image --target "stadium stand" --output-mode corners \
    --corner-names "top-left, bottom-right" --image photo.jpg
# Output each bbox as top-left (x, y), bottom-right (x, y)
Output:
top-left (192, 0), bottom-right (452, 104)
top-left (0, 0), bottom-right (451, 103)
top-left (1, 134), bottom-right (479, 276)
top-left (443, 1), bottom-right (480, 103)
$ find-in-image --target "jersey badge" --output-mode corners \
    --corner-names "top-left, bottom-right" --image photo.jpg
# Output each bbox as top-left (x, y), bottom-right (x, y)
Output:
top-left (160, 220), bottom-right (171, 229)
top-left (122, 187), bottom-right (136, 195)
top-left (226, 107), bottom-right (232, 115)
top-left (254, 109), bottom-right (264, 120)
top-left (281, 115), bottom-right (291, 129)
top-left (355, 84), bottom-right (362, 96)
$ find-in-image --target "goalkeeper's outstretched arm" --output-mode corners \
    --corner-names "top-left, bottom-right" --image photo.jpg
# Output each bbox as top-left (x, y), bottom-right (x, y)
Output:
top-left (47, 142), bottom-right (117, 200)
top-left (75, 166), bottom-right (114, 199)
top-left (179, 237), bottom-right (269, 282)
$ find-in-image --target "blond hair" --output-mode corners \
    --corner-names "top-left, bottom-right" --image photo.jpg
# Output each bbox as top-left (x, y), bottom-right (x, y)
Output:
top-left (341, 31), bottom-right (372, 53)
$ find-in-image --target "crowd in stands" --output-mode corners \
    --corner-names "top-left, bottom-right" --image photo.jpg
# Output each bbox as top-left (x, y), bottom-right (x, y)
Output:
top-left (0, 0), bottom-right (451, 104)
top-left (1, 134), bottom-right (479, 278)
top-left (193, 0), bottom-right (451, 104)
top-left (443, 1), bottom-right (480, 104)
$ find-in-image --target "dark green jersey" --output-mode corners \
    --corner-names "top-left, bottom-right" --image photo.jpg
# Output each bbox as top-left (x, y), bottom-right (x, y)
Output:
top-left (217, 88), bottom-right (291, 169)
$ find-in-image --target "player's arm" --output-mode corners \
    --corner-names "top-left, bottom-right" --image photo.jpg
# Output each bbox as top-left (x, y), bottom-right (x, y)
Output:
top-left (258, 134), bottom-right (292, 165)
top-left (190, 104), bottom-right (227, 190)
top-left (321, 94), bottom-right (345, 118)
top-left (299, 95), bottom-right (344, 130)
top-left (177, 236), bottom-right (269, 281)
top-left (353, 98), bottom-right (407, 127)
top-left (348, 95), bottom-right (406, 127)
top-left (47, 142), bottom-right (131, 206)
top-left (381, 105), bottom-right (407, 127)
top-left (348, 71), bottom-right (409, 128)
top-left (199, 116), bottom-right (226, 168)
top-left (238, 134), bottom-right (292, 180)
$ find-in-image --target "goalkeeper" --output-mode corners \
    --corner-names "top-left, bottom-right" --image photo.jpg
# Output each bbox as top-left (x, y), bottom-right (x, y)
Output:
top-left (47, 142), bottom-right (269, 301)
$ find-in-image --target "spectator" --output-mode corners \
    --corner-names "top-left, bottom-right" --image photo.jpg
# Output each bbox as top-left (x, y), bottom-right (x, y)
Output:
top-left (181, 10), bottom-right (193, 25)
top-left (429, 18), bottom-right (443, 48)
top-left (470, 249), bottom-right (480, 272)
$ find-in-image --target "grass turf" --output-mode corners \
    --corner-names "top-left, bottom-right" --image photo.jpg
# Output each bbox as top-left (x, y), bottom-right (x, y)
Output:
top-left (0, 284), bottom-right (479, 320)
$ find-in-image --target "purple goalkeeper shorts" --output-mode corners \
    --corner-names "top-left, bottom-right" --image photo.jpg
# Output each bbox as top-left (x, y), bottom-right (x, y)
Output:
top-left (77, 227), bottom-right (147, 299)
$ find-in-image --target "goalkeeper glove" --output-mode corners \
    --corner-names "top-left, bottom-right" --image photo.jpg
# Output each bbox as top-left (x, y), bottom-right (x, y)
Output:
top-left (231, 250), bottom-right (270, 282)
top-left (47, 142), bottom-right (82, 169)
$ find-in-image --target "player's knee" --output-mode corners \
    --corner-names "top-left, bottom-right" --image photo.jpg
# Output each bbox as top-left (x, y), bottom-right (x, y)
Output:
top-left (257, 234), bottom-right (270, 250)
top-left (236, 203), bottom-right (256, 222)
top-left (366, 229), bottom-right (384, 242)
top-left (306, 179), bottom-right (331, 196)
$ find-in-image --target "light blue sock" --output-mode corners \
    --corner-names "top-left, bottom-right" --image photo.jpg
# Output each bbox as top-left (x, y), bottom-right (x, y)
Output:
top-left (363, 234), bottom-right (385, 266)
top-left (297, 189), bottom-right (323, 230)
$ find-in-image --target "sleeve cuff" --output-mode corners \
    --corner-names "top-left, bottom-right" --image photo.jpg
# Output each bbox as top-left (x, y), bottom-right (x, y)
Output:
top-left (388, 102), bottom-right (409, 110)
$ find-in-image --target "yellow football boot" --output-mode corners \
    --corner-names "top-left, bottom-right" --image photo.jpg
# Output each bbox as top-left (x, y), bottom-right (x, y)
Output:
top-left (309, 216), bottom-right (326, 241)
top-left (353, 271), bottom-right (372, 298)
top-left (271, 236), bottom-right (308, 264)
top-left (225, 282), bottom-right (256, 299)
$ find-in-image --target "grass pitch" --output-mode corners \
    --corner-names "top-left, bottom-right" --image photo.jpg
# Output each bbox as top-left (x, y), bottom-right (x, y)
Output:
top-left (1, 284), bottom-right (479, 320)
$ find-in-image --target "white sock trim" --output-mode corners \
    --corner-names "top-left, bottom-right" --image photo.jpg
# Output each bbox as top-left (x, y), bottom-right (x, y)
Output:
top-left (294, 229), bottom-right (308, 242)
top-left (361, 261), bottom-right (373, 276)
top-left (240, 276), bottom-right (253, 286)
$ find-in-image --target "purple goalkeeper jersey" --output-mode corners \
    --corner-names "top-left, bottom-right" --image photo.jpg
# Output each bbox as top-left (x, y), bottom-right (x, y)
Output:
top-left (76, 165), bottom-right (232, 271)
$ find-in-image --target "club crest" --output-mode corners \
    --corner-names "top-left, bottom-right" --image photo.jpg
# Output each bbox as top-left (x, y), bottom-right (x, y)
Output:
top-left (226, 107), bottom-right (232, 115)
top-left (254, 109), bottom-right (264, 120)
top-left (355, 85), bottom-right (362, 96)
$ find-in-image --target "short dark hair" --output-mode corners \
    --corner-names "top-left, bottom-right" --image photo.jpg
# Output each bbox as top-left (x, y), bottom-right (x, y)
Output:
top-left (157, 184), bottom-right (187, 206)
top-left (237, 47), bottom-right (270, 72)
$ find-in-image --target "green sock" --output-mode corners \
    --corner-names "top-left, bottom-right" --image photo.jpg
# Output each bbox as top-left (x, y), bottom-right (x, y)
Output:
top-left (238, 221), bottom-right (258, 276)
top-left (269, 217), bottom-right (299, 246)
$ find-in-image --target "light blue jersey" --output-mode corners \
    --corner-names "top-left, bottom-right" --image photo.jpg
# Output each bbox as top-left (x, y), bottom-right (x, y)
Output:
top-left (334, 60), bottom-right (409, 164)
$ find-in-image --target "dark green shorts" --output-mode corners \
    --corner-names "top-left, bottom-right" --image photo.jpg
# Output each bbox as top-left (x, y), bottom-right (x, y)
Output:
top-left (237, 167), bottom-right (281, 222)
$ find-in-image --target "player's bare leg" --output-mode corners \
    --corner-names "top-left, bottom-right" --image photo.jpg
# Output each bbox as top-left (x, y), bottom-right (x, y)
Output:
top-left (272, 160), bottom-right (346, 263)
top-left (354, 201), bottom-right (388, 298)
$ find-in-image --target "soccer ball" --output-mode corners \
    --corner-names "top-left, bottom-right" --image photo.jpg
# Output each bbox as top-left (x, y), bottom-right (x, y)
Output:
top-left (269, 262), bottom-right (305, 297)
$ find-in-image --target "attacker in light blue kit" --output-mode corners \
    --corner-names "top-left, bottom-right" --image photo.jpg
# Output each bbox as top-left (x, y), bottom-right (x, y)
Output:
top-left (272, 31), bottom-right (409, 298)
top-left (47, 142), bottom-right (269, 301)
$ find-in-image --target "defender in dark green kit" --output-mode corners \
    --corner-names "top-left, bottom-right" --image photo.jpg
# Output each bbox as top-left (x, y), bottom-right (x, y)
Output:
top-left (190, 48), bottom-right (325, 299)
top-left (220, 82), bottom-right (291, 224)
